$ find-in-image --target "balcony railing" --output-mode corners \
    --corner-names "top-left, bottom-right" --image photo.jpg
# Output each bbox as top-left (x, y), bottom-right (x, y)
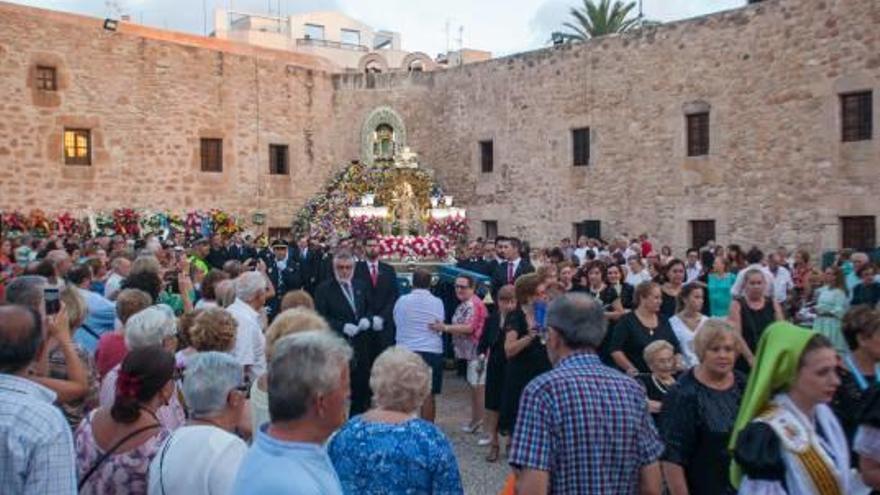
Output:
top-left (296, 38), bottom-right (368, 52)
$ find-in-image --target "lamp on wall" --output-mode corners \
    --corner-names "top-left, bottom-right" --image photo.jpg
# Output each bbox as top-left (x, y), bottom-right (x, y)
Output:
top-left (252, 212), bottom-right (266, 225)
top-left (103, 18), bottom-right (119, 31)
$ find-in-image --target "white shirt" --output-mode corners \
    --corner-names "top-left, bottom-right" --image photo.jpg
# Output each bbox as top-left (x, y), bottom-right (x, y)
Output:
top-left (104, 272), bottom-right (124, 300)
top-left (685, 262), bottom-right (702, 284)
top-left (148, 425), bottom-right (247, 495)
top-left (625, 269), bottom-right (652, 288)
top-left (393, 289), bottom-right (445, 354)
top-left (668, 315), bottom-right (708, 369)
top-left (227, 298), bottom-right (267, 380)
top-left (769, 266), bottom-right (793, 303)
top-left (730, 263), bottom-right (776, 297)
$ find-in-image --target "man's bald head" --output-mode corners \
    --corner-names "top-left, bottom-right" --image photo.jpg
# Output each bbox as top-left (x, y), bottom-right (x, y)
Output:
top-left (0, 305), bottom-right (43, 374)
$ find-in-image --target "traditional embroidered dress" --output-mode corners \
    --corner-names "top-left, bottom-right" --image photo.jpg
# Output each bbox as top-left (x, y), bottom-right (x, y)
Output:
top-left (734, 394), bottom-right (849, 494)
top-left (728, 322), bottom-right (853, 495)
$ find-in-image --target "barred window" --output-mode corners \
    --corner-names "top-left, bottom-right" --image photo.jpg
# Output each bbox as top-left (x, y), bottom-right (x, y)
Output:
top-left (686, 112), bottom-right (710, 156)
top-left (841, 91), bottom-right (873, 142)
top-left (200, 138), bottom-right (223, 172)
top-left (63, 129), bottom-right (91, 166)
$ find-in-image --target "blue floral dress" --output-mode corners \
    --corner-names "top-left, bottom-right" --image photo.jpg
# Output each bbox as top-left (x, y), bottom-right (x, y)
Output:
top-left (328, 416), bottom-right (463, 495)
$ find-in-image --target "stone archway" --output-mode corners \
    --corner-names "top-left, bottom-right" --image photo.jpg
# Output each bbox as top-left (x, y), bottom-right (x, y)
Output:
top-left (400, 52), bottom-right (436, 72)
top-left (360, 106), bottom-right (407, 165)
top-left (358, 52), bottom-right (389, 73)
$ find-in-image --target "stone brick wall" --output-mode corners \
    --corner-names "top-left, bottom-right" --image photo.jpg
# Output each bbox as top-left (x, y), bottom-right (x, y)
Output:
top-left (1, 0), bottom-right (878, 252)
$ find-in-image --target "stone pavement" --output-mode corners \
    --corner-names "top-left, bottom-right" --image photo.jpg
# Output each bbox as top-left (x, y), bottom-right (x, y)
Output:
top-left (435, 371), bottom-right (510, 495)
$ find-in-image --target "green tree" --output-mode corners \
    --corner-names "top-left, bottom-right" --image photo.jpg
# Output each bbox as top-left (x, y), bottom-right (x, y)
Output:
top-left (560, 0), bottom-right (639, 41)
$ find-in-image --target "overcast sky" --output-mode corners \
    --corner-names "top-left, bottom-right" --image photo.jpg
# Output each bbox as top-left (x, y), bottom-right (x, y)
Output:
top-left (12, 0), bottom-right (746, 57)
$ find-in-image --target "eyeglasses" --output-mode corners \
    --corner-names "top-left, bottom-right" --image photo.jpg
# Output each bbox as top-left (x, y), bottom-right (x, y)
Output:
top-left (454, 284), bottom-right (471, 290)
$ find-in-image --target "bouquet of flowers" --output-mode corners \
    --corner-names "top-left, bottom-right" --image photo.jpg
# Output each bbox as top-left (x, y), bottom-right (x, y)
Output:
top-left (349, 216), bottom-right (383, 240)
top-left (28, 209), bottom-right (52, 237)
top-left (211, 209), bottom-right (240, 237)
top-left (378, 235), bottom-right (449, 259)
top-left (1, 211), bottom-right (29, 234)
top-left (112, 208), bottom-right (140, 236)
top-left (54, 212), bottom-right (78, 236)
top-left (427, 215), bottom-right (469, 242)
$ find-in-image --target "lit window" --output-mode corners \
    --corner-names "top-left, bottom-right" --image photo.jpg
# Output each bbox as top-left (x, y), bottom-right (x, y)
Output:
top-left (63, 129), bottom-right (91, 166)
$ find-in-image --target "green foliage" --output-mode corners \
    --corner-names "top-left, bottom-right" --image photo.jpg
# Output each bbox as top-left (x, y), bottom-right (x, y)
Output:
top-left (560, 0), bottom-right (639, 41)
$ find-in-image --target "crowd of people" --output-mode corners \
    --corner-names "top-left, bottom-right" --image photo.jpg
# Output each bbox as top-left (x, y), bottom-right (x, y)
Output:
top-left (1, 229), bottom-right (880, 494)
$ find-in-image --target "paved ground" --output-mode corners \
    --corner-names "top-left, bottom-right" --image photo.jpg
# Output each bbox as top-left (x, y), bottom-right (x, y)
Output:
top-left (435, 371), bottom-right (510, 494)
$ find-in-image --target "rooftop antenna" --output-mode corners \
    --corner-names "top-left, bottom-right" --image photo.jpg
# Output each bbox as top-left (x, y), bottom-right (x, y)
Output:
top-left (444, 19), bottom-right (451, 54)
top-left (456, 25), bottom-right (463, 51)
top-left (638, 0), bottom-right (644, 26)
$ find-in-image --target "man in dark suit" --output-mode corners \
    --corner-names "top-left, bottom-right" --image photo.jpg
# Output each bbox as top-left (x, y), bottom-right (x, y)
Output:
top-left (457, 240), bottom-right (492, 276)
top-left (315, 251), bottom-right (379, 416)
top-left (226, 233), bottom-right (257, 263)
top-left (205, 233), bottom-right (228, 270)
top-left (354, 237), bottom-right (399, 350)
top-left (292, 233), bottom-right (321, 295)
top-left (491, 236), bottom-right (535, 297)
top-left (265, 239), bottom-right (302, 319)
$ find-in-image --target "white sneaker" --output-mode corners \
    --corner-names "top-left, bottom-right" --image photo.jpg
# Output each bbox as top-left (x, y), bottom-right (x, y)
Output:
top-left (460, 422), bottom-right (482, 434)
top-left (477, 436), bottom-right (492, 446)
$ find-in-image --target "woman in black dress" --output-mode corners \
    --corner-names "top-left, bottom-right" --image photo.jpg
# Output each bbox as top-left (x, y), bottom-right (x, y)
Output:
top-left (477, 284), bottom-right (518, 462)
top-left (660, 319), bottom-right (745, 495)
top-left (573, 261), bottom-right (624, 363)
top-left (660, 259), bottom-right (686, 319)
top-left (499, 273), bottom-right (552, 437)
top-left (606, 263), bottom-right (635, 310)
top-left (609, 281), bottom-right (682, 375)
top-left (637, 340), bottom-right (678, 425)
top-left (728, 268), bottom-right (784, 371)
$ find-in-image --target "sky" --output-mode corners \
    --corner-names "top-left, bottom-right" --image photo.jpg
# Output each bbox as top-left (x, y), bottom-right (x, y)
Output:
top-left (11, 0), bottom-right (746, 57)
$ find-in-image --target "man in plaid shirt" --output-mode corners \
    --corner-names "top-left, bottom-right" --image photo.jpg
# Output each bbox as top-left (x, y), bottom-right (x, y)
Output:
top-left (509, 293), bottom-right (663, 494)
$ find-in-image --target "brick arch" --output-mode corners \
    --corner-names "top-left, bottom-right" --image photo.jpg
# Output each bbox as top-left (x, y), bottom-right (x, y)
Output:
top-left (400, 52), bottom-right (436, 72)
top-left (358, 52), bottom-right (389, 73)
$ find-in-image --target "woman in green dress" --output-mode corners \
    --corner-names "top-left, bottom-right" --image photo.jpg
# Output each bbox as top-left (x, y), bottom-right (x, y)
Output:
top-left (812, 265), bottom-right (850, 356)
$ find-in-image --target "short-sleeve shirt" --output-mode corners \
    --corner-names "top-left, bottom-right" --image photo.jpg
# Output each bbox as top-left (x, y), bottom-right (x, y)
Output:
top-left (509, 353), bottom-right (663, 494)
top-left (147, 425), bottom-right (248, 495)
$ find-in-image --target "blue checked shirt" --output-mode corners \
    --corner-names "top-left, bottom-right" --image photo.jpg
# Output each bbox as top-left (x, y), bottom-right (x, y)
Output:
top-left (0, 374), bottom-right (77, 495)
top-left (509, 353), bottom-right (663, 494)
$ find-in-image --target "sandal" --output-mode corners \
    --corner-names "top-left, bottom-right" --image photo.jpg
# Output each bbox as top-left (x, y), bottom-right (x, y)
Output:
top-left (486, 444), bottom-right (500, 463)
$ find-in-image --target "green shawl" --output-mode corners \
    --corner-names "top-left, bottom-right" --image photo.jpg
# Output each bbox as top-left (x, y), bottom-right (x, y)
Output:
top-left (728, 321), bottom-right (817, 488)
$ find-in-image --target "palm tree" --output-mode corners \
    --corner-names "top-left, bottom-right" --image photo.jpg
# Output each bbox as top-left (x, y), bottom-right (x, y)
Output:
top-left (560, 0), bottom-right (639, 41)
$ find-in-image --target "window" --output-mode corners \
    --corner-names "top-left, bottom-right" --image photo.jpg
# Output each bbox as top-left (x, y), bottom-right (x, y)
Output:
top-left (690, 220), bottom-right (716, 250)
top-left (340, 29), bottom-right (360, 46)
top-left (304, 24), bottom-right (324, 40)
top-left (269, 144), bottom-right (289, 175)
top-left (36, 66), bottom-right (57, 91)
top-left (572, 127), bottom-right (590, 166)
top-left (686, 112), bottom-right (710, 156)
top-left (841, 216), bottom-right (876, 251)
top-left (841, 91), bottom-right (873, 142)
top-left (63, 129), bottom-right (91, 166)
top-left (482, 220), bottom-right (498, 240)
top-left (574, 220), bottom-right (601, 240)
top-left (268, 227), bottom-right (292, 240)
top-left (200, 138), bottom-right (223, 173)
top-left (408, 60), bottom-right (424, 73)
top-left (480, 140), bottom-right (494, 173)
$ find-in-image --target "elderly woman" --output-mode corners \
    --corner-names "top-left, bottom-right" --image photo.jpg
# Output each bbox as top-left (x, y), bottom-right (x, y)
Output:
top-left (660, 319), bottom-right (745, 495)
top-left (832, 306), bottom-right (880, 445)
top-left (499, 273), bottom-right (552, 435)
top-left (99, 306), bottom-right (185, 430)
top-left (250, 307), bottom-right (330, 433)
top-left (731, 325), bottom-right (849, 494)
top-left (609, 282), bottom-right (682, 375)
top-left (148, 352), bottom-right (248, 495)
top-left (328, 347), bottom-right (463, 494)
top-left (432, 275), bottom-right (489, 435)
top-left (637, 340), bottom-right (678, 424)
top-left (175, 308), bottom-right (238, 369)
top-left (280, 289), bottom-right (316, 312)
top-left (75, 346), bottom-right (174, 494)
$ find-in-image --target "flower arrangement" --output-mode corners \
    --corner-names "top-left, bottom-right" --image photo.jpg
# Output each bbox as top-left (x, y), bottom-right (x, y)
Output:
top-left (28, 209), bottom-right (52, 237)
top-left (378, 235), bottom-right (449, 259)
top-left (427, 215), bottom-right (469, 243)
top-left (112, 208), bottom-right (141, 236)
top-left (1, 211), bottom-right (29, 234)
top-left (349, 216), bottom-right (383, 241)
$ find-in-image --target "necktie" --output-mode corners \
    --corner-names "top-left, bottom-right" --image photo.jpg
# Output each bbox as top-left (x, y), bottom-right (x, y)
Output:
top-left (342, 282), bottom-right (356, 312)
top-left (507, 263), bottom-right (514, 283)
top-left (370, 264), bottom-right (378, 287)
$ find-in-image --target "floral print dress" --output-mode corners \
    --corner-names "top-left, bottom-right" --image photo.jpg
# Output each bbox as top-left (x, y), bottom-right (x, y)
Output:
top-left (75, 411), bottom-right (169, 495)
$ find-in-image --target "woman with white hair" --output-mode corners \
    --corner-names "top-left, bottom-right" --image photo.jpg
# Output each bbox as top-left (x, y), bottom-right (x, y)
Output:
top-left (148, 352), bottom-right (248, 495)
top-left (328, 346), bottom-right (463, 494)
top-left (99, 305), bottom-right (185, 430)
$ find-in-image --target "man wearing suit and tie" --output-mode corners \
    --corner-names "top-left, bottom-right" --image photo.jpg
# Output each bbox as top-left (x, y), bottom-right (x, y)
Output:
top-left (226, 233), bottom-right (256, 263)
top-left (265, 239), bottom-right (303, 319)
top-left (491, 236), bottom-right (534, 297)
top-left (292, 233), bottom-right (321, 295)
top-left (315, 250), bottom-right (380, 416)
top-left (354, 237), bottom-right (399, 350)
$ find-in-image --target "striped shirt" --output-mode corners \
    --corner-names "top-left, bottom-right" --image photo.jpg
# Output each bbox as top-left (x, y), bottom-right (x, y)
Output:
top-left (0, 374), bottom-right (76, 494)
top-left (509, 353), bottom-right (663, 494)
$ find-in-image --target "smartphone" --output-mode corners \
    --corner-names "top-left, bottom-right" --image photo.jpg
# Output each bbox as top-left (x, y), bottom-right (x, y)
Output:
top-left (44, 287), bottom-right (61, 315)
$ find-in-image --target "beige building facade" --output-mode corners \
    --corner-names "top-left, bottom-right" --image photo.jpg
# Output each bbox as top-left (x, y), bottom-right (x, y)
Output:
top-left (0, 0), bottom-right (878, 253)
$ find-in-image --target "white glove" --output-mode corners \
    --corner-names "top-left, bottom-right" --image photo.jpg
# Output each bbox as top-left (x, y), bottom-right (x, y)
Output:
top-left (358, 318), bottom-right (371, 331)
top-left (343, 323), bottom-right (359, 337)
top-left (372, 316), bottom-right (384, 331)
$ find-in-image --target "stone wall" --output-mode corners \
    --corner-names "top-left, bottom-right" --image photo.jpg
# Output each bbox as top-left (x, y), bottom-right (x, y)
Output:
top-left (1, 0), bottom-right (878, 252)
